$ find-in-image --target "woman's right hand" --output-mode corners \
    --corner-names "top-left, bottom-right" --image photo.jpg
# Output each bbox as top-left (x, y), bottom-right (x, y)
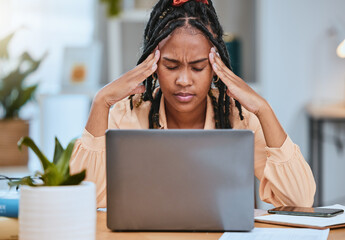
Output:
top-left (95, 49), bottom-right (160, 108)
top-left (85, 49), bottom-right (160, 137)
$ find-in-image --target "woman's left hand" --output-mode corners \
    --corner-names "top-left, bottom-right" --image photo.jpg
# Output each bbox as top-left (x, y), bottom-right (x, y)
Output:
top-left (209, 48), bottom-right (287, 147)
top-left (209, 47), bottom-right (267, 116)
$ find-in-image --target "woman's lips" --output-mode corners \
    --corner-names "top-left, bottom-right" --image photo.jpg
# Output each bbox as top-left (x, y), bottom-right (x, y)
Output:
top-left (174, 92), bottom-right (195, 102)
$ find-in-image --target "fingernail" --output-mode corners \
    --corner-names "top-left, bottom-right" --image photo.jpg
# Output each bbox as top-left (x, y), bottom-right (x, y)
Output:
top-left (216, 52), bottom-right (220, 57)
top-left (211, 47), bottom-right (216, 53)
top-left (152, 63), bottom-right (157, 70)
top-left (213, 63), bottom-right (217, 70)
top-left (209, 52), bottom-right (214, 60)
top-left (155, 50), bottom-right (159, 56)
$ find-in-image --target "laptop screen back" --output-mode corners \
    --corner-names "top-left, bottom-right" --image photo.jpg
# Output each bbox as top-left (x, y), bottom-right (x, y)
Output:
top-left (106, 129), bottom-right (254, 231)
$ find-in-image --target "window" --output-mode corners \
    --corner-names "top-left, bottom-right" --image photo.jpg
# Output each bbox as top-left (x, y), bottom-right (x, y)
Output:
top-left (0, 0), bottom-right (96, 93)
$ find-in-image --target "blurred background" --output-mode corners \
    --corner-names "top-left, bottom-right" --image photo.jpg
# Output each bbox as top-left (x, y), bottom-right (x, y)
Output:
top-left (0, 0), bottom-right (345, 209)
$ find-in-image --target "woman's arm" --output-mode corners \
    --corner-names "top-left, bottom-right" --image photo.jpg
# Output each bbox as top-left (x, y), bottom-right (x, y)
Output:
top-left (256, 101), bottom-right (287, 148)
top-left (85, 96), bottom-right (111, 137)
top-left (70, 49), bottom-right (160, 208)
top-left (209, 48), bottom-right (315, 206)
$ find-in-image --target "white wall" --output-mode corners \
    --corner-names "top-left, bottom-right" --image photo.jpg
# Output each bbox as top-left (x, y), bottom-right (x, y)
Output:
top-left (213, 0), bottom-right (256, 83)
top-left (257, 0), bottom-right (345, 206)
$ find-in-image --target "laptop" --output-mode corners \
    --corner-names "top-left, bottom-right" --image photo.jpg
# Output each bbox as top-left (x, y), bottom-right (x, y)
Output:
top-left (106, 129), bottom-right (254, 232)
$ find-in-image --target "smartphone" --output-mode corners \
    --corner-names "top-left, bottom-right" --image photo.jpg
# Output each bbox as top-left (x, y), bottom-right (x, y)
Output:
top-left (268, 206), bottom-right (344, 217)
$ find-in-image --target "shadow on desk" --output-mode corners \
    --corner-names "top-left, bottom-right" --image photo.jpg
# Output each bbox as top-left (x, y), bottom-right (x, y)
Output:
top-left (96, 212), bottom-right (345, 240)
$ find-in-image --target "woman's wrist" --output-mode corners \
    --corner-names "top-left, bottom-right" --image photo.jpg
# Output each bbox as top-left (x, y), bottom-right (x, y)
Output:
top-left (93, 89), bottom-right (113, 110)
top-left (255, 98), bottom-right (270, 119)
top-left (85, 91), bottom-right (112, 137)
top-left (255, 100), bottom-right (287, 148)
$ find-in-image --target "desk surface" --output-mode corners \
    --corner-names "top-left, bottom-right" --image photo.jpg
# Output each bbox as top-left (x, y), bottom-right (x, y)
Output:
top-left (306, 102), bottom-right (345, 119)
top-left (96, 212), bottom-right (345, 240)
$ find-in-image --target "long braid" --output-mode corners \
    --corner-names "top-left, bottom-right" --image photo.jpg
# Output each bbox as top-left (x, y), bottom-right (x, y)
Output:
top-left (137, 20), bottom-right (185, 65)
top-left (149, 88), bottom-right (163, 128)
top-left (208, 87), bottom-right (220, 129)
top-left (144, 1), bottom-right (173, 40)
top-left (135, 0), bottom-right (243, 129)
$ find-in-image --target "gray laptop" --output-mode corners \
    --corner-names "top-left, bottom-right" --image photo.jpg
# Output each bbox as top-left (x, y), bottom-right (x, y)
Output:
top-left (106, 129), bottom-right (254, 232)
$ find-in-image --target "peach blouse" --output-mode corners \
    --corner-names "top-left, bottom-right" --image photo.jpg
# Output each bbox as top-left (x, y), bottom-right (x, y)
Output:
top-left (70, 94), bottom-right (316, 208)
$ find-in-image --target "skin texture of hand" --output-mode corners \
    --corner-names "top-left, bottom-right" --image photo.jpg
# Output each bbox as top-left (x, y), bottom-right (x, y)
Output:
top-left (85, 49), bottom-right (160, 137)
top-left (209, 47), bottom-right (287, 148)
top-left (209, 47), bottom-right (266, 116)
top-left (96, 49), bottom-right (160, 108)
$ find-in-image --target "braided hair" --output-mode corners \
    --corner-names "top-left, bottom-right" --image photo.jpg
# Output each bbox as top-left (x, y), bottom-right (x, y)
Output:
top-left (131, 0), bottom-right (244, 129)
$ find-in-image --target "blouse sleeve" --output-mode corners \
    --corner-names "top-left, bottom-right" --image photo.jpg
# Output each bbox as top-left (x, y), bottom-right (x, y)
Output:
top-left (70, 129), bottom-right (107, 208)
top-left (253, 117), bottom-right (316, 207)
top-left (70, 101), bottom-right (127, 208)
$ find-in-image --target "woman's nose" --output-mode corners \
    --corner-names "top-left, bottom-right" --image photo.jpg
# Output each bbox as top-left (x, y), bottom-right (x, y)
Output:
top-left (175, 71), bottom-right (193, 86)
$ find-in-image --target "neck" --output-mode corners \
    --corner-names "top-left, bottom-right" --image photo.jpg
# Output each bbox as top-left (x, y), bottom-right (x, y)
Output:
top-left (165, 98), bottom-right (207, 129)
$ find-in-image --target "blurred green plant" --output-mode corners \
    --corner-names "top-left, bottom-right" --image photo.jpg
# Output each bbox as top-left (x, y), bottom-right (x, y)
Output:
top-left (100, 0), bottom-right (122, 17)
top-left (9, 136), bottom-right (85, 187)
top-left (0, 32), bottom-right (45, 119)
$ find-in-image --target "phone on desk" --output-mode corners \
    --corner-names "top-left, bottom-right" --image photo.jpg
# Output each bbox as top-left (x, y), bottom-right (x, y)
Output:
top-left (268, 206), bottom-right (344, 217)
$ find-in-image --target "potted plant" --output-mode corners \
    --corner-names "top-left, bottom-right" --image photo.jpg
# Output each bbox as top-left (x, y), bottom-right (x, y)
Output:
top-left (0, 32), bottom-right (45, 166)
top-left (100, 0), bottom-right (122, 17)
top-left (11, 136), bottom-right (96, 240)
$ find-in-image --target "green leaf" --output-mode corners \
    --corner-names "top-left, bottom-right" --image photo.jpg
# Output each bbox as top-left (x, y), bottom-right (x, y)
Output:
top-left (0, 32), bottom-right (15, 59)
top-left (53, 137), bottom-right (64, 165)
top-left (60, 170), bottom-right (86, 186)
top-left (100, 0), bottom-right (122, 17)
top-left (40, 166), bottom-right (64, 186)
top-left (8, 176), bottom-right (36, 187)
top-left (14, 136), bottom-right (85, 187)
top-left (18, 137), bottom-right (52, 170)
top-left (56, 138), bottom-right (77, 178)
top-left (5, 84), bottom-right (38, 119)
top-left (1, 52), bottom-right (40, 90)
top-left (1, 68), bottom-right (23, 101)
top-left (0, 51), bottom-right (45, 118)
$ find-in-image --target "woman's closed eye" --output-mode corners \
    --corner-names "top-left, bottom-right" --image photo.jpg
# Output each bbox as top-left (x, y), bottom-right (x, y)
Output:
top-left (165, 65), bottom-right (179, 70)
top-left (164, 65), bottom-right (205, 72)
top-left (192, 67), bottom-right (204, 72)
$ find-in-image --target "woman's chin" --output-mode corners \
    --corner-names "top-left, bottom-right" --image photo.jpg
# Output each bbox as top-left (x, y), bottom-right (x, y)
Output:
top-left (171, 101), bottom-right (201, 113)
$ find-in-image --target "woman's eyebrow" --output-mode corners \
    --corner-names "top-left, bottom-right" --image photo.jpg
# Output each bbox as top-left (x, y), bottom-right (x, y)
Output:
top-left (163, 57), bottom-right (208, 64)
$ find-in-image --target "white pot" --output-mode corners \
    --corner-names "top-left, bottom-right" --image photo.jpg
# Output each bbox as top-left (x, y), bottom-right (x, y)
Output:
top-left (19, 181), bottom-right (96, 240)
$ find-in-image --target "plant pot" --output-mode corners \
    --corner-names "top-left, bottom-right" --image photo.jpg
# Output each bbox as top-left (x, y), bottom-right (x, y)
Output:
top-left (0, 119), bottom-right (29, 166)
top-left (19, 181), bottom-right (96, 240)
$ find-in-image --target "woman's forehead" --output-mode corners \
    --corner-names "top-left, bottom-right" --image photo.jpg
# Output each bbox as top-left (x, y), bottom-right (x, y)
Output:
top-left (158, 26), bottom-right (212, 53)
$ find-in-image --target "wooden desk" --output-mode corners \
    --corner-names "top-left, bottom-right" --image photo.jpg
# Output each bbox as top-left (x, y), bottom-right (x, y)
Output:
top-left (96, 212), bottom-right (345, 240)
top-left (306, 103), bottom-right (345, 206)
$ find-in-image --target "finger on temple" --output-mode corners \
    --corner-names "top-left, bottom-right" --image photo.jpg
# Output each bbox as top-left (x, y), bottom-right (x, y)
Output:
top-left (210, 46), bottom-right (218, 53)
top-left (209, 52), bottom-right (215, 62)
top-left (213, 53), bottom-right (235, 78)
top-left (145, 50), bottom-right (156, 62)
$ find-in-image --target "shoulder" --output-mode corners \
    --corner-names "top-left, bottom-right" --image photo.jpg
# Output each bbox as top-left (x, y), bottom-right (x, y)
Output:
top-left (109, 94), bottom-right (151, 129)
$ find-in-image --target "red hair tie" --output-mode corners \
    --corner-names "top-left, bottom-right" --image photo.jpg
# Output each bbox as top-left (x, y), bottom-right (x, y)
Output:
top-left (172, 0), bottom-right (209, 7)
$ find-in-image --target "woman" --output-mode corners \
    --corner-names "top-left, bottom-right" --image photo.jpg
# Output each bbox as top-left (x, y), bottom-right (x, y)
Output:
top-left (70, 0), bottom-right (316, 208)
